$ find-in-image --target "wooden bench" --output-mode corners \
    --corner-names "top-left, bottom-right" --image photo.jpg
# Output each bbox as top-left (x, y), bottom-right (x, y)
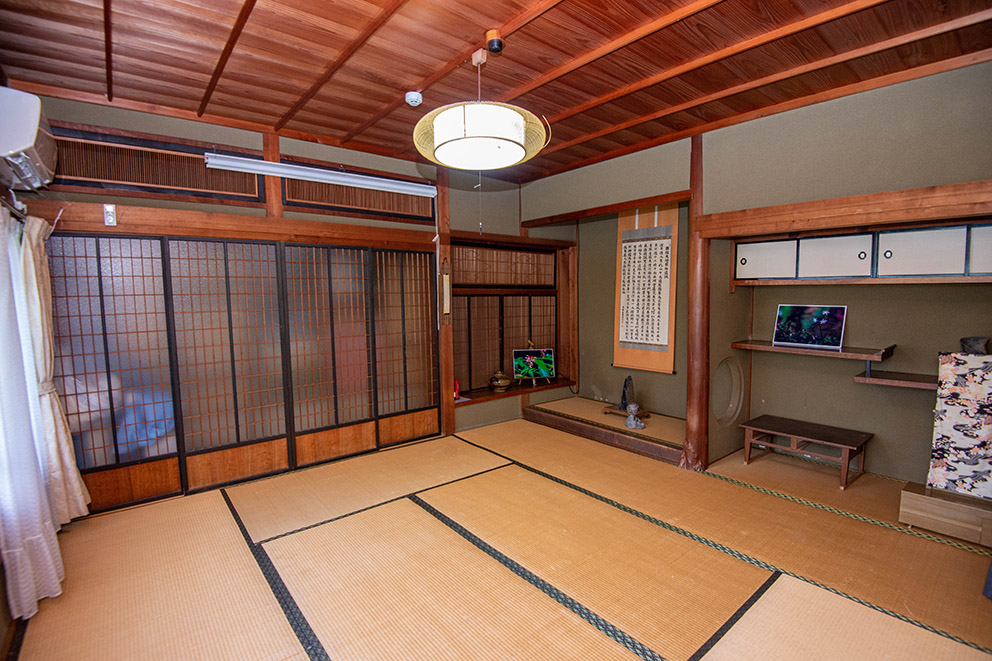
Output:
top-left (739, 415), bottom-right (873, 490)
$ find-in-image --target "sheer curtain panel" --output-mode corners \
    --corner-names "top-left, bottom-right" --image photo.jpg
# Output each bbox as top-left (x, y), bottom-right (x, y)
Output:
top-left (0, 209), bottom-right (65, 619)
top-left (20, 216), bottom-right (91, 523)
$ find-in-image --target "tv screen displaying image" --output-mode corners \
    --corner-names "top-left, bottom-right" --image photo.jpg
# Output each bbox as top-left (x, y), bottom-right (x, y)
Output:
top-left (512, 349), bottom-right (556, 379)
top-left (772, 305), bottom-right (847, 351)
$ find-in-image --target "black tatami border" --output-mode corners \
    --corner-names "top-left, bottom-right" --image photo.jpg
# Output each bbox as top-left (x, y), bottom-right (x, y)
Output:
top-left (451, 433), bottom-right (992, 657)
top-left (410, 494), bottom-right (667, 661)
top-left (687, 572), bottom-right (781, 661)
top-left (220, 489), bottom-right (330, 661)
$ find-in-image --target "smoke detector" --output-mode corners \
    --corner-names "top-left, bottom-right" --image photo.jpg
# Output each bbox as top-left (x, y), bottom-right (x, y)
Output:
top-left (405, 91), bottom-right (423, 107)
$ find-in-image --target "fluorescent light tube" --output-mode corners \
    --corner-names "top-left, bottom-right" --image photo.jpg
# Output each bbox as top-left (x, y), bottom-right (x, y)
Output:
top-left (204, 152), bottom-right (437, 198)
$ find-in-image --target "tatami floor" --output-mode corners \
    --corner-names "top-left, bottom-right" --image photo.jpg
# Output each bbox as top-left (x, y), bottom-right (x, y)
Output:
top-left (17, 419), bottom-right (992, 660)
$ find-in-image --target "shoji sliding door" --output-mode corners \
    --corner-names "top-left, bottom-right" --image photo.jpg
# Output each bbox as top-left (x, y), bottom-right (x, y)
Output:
top-left (49, 233), bottom-right (439, 510)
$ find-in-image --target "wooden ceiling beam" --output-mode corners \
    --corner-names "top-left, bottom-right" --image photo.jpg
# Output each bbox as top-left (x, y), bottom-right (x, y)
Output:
top-left (546, 0), bottom-right (888, 126)
top-left (103, 0), bottom-right (113, 100)
top-left (339, 0), bottom-right (566, 144)
top-left (499, 0), bottom-right (723, 104)
top-left (521, 190), bottom-right (691, 228)
top-left (197, 0), bottom-right (257, 117)
top-left (8, 78), bottom-right (407, 160)
top-left (544, 10), bottom-right (992, 157)
top-left (274, 0), bottom-right (409, 131)
top-left (528, 48), bottom-right (992, 182)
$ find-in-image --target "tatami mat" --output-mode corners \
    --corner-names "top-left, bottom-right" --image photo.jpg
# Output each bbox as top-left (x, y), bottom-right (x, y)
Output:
top-left (226, 436), bottom-right (508, 542)
top-left (701, 575), bottom-right (988, 660)
top-left (419, 465), bottom-right (771, 661)
top-left (708, 448), bottom-right (907, 526)
top-left (533, 395), bottom-right (686, 445)
top-left (457, 419), bottom-right (992, 650)
top-left (264, 497), bottom-right (638, 660)
top-left (20, 492), bottom-right (303, 661)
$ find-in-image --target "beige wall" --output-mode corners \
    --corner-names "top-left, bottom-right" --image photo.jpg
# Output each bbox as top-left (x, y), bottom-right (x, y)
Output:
top-left (749, 283), bottom-right (992, 482)
top-left (702, 61), bottom-right (992, 214)
top-left (520, 139), bottom-right (690, 221)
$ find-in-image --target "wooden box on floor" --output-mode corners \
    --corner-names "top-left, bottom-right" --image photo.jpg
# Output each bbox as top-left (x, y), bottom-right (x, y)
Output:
top-left (899, 482), bottom-right (992, 546)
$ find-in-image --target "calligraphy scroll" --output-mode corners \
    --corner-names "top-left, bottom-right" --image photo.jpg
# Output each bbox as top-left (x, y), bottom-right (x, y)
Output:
top-left (613, 203), bottom-right (679, 373)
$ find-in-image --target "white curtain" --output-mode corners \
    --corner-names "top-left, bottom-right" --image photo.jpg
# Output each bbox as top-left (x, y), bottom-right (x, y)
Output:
top-left (0, 208), bottom-right (65, 619)
top-left (20, 216), bottom-right (91, 523)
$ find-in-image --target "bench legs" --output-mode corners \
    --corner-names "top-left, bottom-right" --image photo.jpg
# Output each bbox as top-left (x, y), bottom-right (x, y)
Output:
top-left (840, 446), bottom-right (866, 490)
top-left (743, 430), bottom-right (867, 490)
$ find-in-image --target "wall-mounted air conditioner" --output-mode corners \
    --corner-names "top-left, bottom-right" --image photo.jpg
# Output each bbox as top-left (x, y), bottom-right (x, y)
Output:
top-left (0, 87), bottom-right (57, 190)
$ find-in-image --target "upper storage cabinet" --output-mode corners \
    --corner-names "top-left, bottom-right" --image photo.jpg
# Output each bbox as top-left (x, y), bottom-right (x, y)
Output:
top-left (735, 240), bottom-right (796, 279)
top-left (970, 225), bottom-right (992, 274)
top-left (877, 227), bottom-right (967, 277)
top-left (798, 234), bottom-right (872, 278)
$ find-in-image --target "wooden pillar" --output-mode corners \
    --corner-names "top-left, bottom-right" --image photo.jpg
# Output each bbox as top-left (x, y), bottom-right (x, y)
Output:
top-left (435, 168), bottom-right (456, 435)
top-left (682, 134), bottom-right (709, 471)
top-left (263, 132), bottom-right (283, 219)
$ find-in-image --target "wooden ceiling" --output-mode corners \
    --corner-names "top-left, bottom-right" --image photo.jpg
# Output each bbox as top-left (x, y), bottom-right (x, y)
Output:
top-left (2, 0), bottom-right (991, 183)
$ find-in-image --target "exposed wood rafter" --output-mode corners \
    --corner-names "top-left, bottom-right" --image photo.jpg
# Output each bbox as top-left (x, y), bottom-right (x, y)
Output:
top-left (339, 0), bottom-right (566, 143)
top-left (499, 0), bottom-right (724, 104)
top-left (547, 0), bottom-right (888, 125)
top-left (198, 0), bottom-right (258, 117)
top-left (274, 0), bottom-right (409, 131)
top-left (532, 48), bottom-right (992, 182)
top-left (544, 11), bottom-right (992, 157)
top-left (103, 0), bottom-right (113, 101)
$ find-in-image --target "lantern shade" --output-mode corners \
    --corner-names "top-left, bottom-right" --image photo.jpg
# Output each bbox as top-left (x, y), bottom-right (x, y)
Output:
top-left (413, 101), bottom-right (546, 170)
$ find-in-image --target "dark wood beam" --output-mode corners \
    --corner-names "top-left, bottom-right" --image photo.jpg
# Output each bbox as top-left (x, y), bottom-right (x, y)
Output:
top-left (103, 0), bottom-right (113, 100)
top-left (546, 0), bottom-right (887, 126)
top-left (521, 190), bottom-right (691, 228)
top-left (340, 0), bottom-right (566, 144)
top-left (435, 168), bottom-right (455, 435)
top-left (274, 0), bottom-right (409, 131)
top-left (682, 134), bottom-right (707, 472)
top-left (197, 0), bottom-right (257, 117)
top-left (695, 179), bottom-right (992, 239)
top-left (527, 48), bottom-right (992, 183)
top-left (542, 10), bottom-right (992, 157)
top-left (499, 0), bottom-right (723, 104)
top-left (263, 132), bottom-right (282, 219)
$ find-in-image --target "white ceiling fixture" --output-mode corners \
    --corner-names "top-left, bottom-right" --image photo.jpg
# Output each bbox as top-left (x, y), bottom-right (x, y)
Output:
top-left (413, 38), bottom-right (547, 171)
top-left (203, 152), bottom-right (437, 198)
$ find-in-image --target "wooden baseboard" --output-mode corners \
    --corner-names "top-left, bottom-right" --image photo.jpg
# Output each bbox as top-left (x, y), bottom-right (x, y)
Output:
top-left (899, 482), bottom-right (992, 546)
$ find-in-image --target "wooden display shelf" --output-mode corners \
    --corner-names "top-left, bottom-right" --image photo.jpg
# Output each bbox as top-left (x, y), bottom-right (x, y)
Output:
top-left (731, 339), bottom-right (895, 362)
top-left (853, 370), bottom-right (938, 390)
top-left (454, 377), bottom-right (575, 407)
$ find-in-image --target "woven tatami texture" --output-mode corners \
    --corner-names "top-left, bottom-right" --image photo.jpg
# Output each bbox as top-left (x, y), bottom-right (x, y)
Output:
top-left (457, 419), bottom-right (992, 650)
top-left (226, 436), bottom-right (508, 542)
top-left (419, 464), bottom-right (771, 661)
top-left (264, 497), bottom-right (638, 660)
top-left (19, 492), bottom-right (304, 661)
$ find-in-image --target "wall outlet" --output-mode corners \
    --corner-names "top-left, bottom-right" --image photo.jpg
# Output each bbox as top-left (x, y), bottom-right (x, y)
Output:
top-left (103, 204), bottom-right (117, 226)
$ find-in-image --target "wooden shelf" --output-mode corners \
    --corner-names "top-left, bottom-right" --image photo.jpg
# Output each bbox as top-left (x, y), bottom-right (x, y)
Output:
top-left (454, 378), bottom-right (575, 407)
top-left (853, 370), bottom-right (938, 390)
top-left (732, 275), bottom-right (992, 287)
top-left (731, 340), bottom-right (895, 362)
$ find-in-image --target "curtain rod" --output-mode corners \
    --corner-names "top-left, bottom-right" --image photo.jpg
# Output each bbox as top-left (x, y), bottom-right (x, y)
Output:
top-left (1, 196), bottom-right (27, 223)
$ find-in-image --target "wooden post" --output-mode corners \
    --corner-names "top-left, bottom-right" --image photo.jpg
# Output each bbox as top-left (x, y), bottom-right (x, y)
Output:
top-left (435, 168), bottom-right (456, 435)
top-left (682, 134), bottom-right (709, 471)
top-left (263, 132), bottom-right (283, 219)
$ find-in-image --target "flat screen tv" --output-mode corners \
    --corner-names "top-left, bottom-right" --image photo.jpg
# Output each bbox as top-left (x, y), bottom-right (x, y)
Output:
top-left (512, 348), bottom-right (556, 379)
top-left (772, 304), bottom-right (847, 351)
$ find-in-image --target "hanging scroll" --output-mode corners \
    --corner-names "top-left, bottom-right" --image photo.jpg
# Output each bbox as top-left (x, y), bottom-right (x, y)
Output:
top-left (613, 203), bottom-right (679, 373)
